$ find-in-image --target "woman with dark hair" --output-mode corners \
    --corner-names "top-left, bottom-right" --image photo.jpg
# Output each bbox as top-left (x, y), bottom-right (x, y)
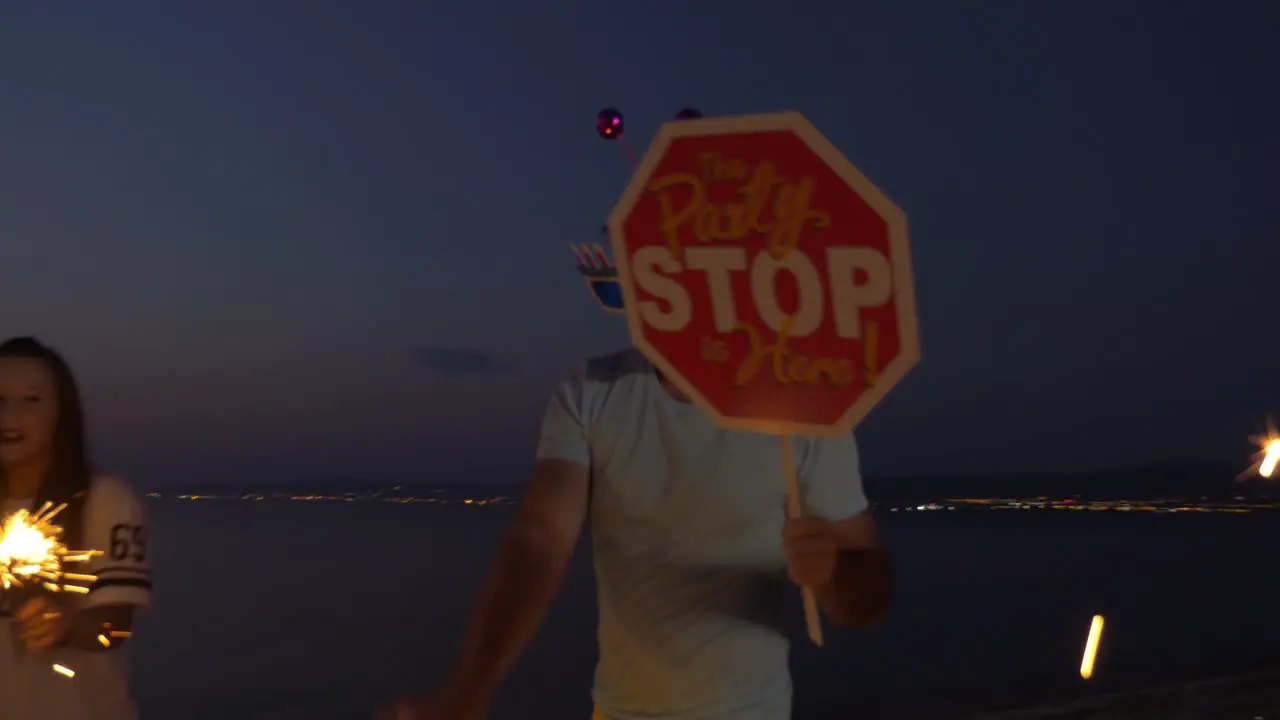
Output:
top-left (0, 337), bottom-right (151, 719)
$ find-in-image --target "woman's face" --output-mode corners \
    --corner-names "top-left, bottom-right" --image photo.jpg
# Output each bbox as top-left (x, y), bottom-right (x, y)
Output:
top-left (0, 357), bottom-right (59, 471)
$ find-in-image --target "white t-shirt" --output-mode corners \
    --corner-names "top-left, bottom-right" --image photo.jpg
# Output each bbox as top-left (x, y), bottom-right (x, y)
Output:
top-left (0, 476), bottom-right (151, 720)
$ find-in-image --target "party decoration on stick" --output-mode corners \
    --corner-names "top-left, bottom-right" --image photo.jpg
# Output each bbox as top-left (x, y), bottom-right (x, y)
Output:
top-left (571, 229), bottom-right (625, 314)
top-left (595, 107), bottom-right (706, 168)
top-left (605, 111), bottom-right (920, 646)
top-left (579, 107), bottom-right (708, 310)
top-left (596, 108), bottom-right (635, 165)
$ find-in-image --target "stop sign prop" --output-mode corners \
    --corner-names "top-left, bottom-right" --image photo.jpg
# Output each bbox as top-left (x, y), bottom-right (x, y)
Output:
top-left (607, 111), bottom-right (920, 645)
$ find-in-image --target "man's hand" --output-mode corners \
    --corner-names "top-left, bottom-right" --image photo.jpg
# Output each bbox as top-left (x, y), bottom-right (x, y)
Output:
top-left (785, 512), bottom-right (891, 627)
top-left (375, 458), bottom-right (588, 720)
top-left (782, 517), bottom-right (839, 591)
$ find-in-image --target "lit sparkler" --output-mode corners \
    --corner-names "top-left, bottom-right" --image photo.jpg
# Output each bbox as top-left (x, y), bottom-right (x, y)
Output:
top-left (1240, 419), bottom-right (1280, 480)
top-left (1258, 439), bottom-right (1280, 479)
top-left (0, 502), bottom-right (105, 678)
top-left (0, 501), bottom-right (101, 593)
top-left (1080, 614), bottom-right (1105, 680)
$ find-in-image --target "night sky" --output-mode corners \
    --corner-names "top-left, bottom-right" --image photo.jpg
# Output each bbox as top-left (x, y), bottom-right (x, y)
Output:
top-left (2, 2), bottom-right (1276, 488)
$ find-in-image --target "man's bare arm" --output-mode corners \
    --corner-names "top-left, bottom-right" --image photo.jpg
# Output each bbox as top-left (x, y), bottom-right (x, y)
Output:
top-left (816, 511), bottom-right (891, 628)
top-left (444, 458), bottom-right (590, 707)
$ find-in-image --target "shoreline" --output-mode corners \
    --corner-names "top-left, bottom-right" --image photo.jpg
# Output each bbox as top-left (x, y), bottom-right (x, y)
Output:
top-left (973, 664), bottom-right (1280, 718)
top-left (804, 663), bottom-right (1280, 719)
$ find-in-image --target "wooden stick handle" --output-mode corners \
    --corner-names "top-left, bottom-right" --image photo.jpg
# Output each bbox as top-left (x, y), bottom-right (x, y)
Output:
top-left (779, 435), bottom-right (824, 647)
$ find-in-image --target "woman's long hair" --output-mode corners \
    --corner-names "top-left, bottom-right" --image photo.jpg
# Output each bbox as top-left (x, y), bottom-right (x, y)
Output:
top-left (0, 337), bottom-right (93, 549)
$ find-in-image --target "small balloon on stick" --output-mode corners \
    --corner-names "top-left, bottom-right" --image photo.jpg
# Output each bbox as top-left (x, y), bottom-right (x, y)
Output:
top-left (595, 107), bottom-right (705, 167)
top-left (595, 108), bottom-right (636, 166)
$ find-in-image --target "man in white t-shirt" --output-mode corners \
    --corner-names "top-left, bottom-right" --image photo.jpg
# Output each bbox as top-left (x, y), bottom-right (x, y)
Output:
top-left (386, 350), bottom-right (890, 719)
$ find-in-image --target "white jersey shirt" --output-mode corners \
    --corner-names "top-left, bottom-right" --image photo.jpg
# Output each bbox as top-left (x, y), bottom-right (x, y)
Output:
top-left (1, 476), bottom-right (152, 720)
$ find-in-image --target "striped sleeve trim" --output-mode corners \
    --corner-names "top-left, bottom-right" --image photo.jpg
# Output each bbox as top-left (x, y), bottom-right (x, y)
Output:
top-left (90, 577), bottom-right (153, 592)
top-left (92, 566), bottom-right (151, 577)
top-left (89, 567), bottom-right (152, 594)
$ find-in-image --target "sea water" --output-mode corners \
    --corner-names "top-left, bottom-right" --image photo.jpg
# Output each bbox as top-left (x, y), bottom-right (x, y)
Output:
top-left (128, 498), bottom-right (1280, 719)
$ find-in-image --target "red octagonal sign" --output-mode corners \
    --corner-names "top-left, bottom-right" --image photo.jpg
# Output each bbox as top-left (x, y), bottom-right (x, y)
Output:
top-left (608, 112), bottom-right (920, 437)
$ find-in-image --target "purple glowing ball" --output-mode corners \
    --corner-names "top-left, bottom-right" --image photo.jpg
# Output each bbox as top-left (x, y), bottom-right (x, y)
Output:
top-left (595, 108), bottom-right (624, 140)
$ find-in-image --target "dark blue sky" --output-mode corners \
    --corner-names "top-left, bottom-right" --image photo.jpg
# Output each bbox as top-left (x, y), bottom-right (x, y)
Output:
top-left (2, 2), bottom-right (1276, 487)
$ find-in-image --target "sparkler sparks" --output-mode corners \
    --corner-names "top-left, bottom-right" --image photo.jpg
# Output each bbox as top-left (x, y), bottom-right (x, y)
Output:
top-left (1241, 420), bottom-right (1280, 480)
top-left (1259, 439), bottom-right (1280, 479)
top-left (0, 503), bottom-right (106, 679)
top-left (1080, 614), bottom-right (1105, 680)
top-left (0, 502), bottom-right (101, 593)
top-left (96, 625), bottom-right (132, 649)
